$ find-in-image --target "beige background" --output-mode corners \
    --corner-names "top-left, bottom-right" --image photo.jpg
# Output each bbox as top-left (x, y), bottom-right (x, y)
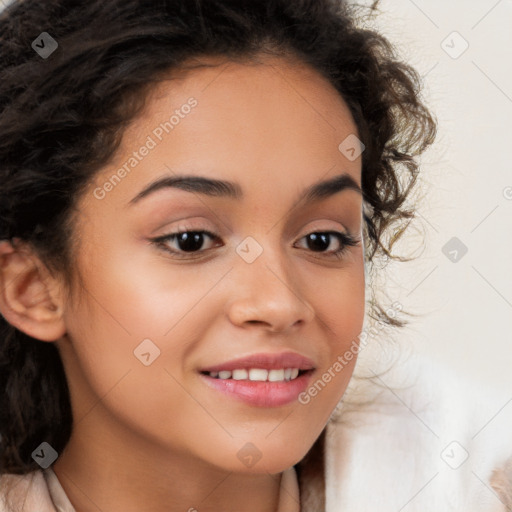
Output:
top-left (360, 0), bottom-right (512, 391)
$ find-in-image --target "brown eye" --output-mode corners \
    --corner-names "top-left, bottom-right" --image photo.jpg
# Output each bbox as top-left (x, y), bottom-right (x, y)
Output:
top-left (295, 231), bottom-right (360, 259)
top-left (151, 229), bottom-right (221, 257)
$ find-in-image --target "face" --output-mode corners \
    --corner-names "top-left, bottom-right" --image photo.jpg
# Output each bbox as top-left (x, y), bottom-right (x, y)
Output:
top-left (56, 54), bottom-right (366, 475)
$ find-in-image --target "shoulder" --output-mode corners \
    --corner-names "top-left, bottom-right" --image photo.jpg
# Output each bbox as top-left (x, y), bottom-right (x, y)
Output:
top-left (325, 351), bottom-right (512, 512)
top-left (0, 469), bottom-right (56, 512)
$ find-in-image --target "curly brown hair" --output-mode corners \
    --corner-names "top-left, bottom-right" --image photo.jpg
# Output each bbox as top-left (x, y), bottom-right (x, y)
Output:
top-left (0, 0), bottom-right (436, 509)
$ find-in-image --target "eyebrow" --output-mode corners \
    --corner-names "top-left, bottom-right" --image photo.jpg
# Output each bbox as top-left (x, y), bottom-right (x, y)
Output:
top-left (127, 171), bottom-right (362, 207)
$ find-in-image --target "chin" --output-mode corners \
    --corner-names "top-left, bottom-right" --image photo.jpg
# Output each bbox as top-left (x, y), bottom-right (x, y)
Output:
top-left (206, 444), bottom-right (306, 475)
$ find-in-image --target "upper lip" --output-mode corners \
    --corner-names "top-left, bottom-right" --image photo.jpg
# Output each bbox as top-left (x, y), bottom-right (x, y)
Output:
top-left (199, 351), bottom-right (316, 373)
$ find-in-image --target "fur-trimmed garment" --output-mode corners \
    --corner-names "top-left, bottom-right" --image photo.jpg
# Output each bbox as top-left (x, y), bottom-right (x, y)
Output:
top-left (325, 351), bottom-right (512, 511)
top-left (1, 352), bottom-right (511, 511)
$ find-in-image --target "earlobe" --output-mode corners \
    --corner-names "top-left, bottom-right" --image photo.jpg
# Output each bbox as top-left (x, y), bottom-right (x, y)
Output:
top-left (0, 239), bottom-right (66, 342)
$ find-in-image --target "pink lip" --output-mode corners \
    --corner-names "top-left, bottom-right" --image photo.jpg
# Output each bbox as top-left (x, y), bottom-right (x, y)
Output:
top-left (199, 370), bottom-right (315, 407)
top-left (198, 351), bottom-right (316, 373)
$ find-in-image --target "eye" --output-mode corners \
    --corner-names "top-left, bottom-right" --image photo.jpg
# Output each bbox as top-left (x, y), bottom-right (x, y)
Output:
top-left (294, 231), bottom-right (360, 260)
top-left (150, 228), bottom-right (360, 260)
top-left (150, 229), bottom-right (221, 258)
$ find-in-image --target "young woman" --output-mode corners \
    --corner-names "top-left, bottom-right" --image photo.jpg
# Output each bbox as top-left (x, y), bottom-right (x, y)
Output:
top-left (0, 0), bottom-right (510, 511)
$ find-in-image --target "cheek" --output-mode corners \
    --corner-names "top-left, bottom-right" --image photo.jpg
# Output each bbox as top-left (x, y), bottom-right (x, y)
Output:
top-left (315, 254), bottom-right (366, 343)
top-left (61, 237), bottom-right (226, 420)
top-left (60, 242), bottom-right (185, 409)
top-left (61, 274), bottom-right (202, 448)
top-left (71, 235), bottom-right (209, 338)
top-left (322, 277), bottom-right (365, 327)
top-left (308, 260), bottom-right (366, 412)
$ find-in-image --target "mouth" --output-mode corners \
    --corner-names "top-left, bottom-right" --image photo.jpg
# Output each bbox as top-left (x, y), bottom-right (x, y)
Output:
top-left (198, 368), bottom-right (315, 407)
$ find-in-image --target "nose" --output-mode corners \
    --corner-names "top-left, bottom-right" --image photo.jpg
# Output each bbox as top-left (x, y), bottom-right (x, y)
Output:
top-left (225, 244), bottom-right (315, 333)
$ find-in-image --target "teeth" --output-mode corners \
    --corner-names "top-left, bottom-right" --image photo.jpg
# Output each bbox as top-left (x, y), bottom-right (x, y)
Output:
top-left (268, 369), bottom-right (285, 382)
top-left (208, 368), bottom-right (302, 382)
top-left (232, 369), bottom-right (248, 380)
top-left (249, 368), bottom-right (268, 381)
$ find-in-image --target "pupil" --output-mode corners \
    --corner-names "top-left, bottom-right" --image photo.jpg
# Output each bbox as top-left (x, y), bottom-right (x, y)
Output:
top-left (178, 232), bottom-right (204, 252)
top-left (308, 233), bottom-right (329, 251)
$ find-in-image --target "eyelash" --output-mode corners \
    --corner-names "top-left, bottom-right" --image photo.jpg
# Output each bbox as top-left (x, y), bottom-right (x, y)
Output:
top-left (150, 227), bottom-right (360, 261)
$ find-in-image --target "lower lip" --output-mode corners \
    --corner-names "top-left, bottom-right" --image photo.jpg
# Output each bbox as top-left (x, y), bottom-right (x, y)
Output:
top-left (198, 370), bottom-right (314, 407)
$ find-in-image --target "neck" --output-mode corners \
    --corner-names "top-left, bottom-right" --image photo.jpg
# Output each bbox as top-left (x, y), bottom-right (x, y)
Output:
top-left (52, 408), bottom-right (285, 512)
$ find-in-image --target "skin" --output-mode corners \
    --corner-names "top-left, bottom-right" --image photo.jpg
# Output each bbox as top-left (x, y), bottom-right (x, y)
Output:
top-left (0, 54), bottom-right (365, 512)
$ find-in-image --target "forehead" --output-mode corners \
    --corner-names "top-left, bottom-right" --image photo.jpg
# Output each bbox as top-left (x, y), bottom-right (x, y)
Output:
top-left (82, 54), bottom-right (362, 213)
top-left (143, 53), bottom-right (358, 142)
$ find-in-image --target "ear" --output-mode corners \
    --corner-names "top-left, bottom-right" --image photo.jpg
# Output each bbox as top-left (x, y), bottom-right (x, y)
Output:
top-left (0, 238), bottom-right (66, 342)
